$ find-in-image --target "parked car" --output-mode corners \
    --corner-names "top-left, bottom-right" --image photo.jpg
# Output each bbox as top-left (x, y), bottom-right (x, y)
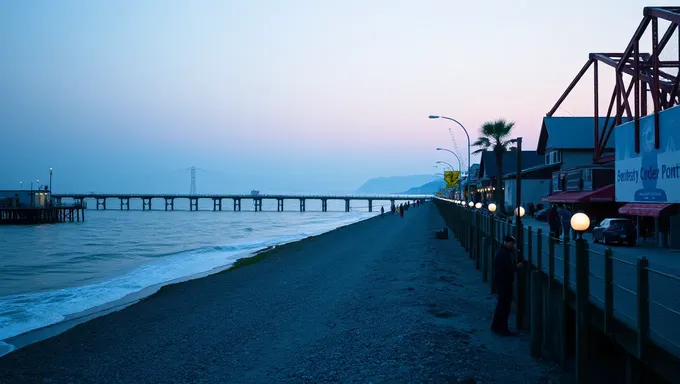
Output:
top-left (592, 218), bottom-right (637, 246)
top-left (533, 208), bottom-right (549, 222)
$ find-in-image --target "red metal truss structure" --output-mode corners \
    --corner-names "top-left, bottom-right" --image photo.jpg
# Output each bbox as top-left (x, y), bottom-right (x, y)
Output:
top-left (547, 6), bottom-right (680, 163)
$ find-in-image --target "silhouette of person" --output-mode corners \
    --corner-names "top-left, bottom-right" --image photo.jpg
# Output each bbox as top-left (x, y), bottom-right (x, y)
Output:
top-left (492, 235), bottom-right (526, 336)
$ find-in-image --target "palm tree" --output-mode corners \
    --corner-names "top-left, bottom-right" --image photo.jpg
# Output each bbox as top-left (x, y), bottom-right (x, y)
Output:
top-left (472, 119), bottom-right (515, 213)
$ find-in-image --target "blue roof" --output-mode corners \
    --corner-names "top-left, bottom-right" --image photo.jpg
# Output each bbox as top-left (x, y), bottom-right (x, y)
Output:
top-left (537, 117), bottom-right (614, 154)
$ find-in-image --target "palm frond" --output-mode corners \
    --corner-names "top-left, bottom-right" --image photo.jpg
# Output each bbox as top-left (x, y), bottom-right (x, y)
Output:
top-left (471, 148), bottom-right (488, 155)
top-left (472, 137), bottom-right (491, 149)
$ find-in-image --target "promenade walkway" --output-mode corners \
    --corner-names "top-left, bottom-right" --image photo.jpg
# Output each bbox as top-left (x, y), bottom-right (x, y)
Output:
top-left (0, 204), bottom-right (564, 383)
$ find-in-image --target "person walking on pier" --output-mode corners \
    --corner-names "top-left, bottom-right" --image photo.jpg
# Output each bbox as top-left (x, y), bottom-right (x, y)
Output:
top-left (380, 206), bottom-right (384, 218)
top-left (491, 235), bottom-right (525, 336)
top-left (399, 204), bottom-right (404, 218)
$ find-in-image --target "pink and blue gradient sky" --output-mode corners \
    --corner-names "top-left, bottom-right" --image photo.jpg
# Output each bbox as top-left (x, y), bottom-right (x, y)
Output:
top-left (1, 1), bottom-right (676, 193)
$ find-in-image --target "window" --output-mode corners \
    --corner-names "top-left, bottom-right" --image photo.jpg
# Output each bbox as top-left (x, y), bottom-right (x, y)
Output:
top-left (545, 150), bottom-right (562, 165)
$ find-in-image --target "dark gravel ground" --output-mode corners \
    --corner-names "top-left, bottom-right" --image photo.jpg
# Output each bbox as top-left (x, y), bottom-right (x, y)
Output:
top-left (0, 203), bottom-right (569, 384)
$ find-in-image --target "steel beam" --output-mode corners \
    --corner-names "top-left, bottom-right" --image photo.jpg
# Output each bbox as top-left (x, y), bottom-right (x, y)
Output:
top-left (653, 17), bottom-right (661, 149)
top-left (546, 60), bottom-right (593, 117)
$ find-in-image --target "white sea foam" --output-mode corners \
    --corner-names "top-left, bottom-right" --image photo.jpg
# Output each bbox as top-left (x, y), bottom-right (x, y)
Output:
top-left (0, 213), bottom-right (373, 343)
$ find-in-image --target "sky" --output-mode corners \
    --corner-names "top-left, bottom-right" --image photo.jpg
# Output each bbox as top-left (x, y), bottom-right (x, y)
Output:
top-left (0, 0), bottom-right (677, 194)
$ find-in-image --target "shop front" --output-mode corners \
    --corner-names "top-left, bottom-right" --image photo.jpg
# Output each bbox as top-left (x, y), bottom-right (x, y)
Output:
top-left (541, 166), bottom-right (618, 224)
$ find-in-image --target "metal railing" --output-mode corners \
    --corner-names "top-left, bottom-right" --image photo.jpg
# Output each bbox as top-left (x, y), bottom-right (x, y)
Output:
top-left (433, 197), bottom-right (680, 362)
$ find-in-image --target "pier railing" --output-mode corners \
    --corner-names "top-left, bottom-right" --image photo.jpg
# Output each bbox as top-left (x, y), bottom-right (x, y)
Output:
top-left (434, 197), bottom-right (680, 381)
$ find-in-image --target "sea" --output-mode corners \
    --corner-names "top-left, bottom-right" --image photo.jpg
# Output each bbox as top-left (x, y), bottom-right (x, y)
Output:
top-left (0, 198), bottom-right (400, 354)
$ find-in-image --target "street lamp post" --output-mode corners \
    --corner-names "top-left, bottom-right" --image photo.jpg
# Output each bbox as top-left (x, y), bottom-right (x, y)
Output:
top-left (20, 181), bottom-right (23, 190)
top-left (49, 167), bottom-right (53, 192)
top-left (510, 137), bottom-right (523, 252)
top-left (436, 160), bottom-right (455, 172)
top-left (507, 136), bottom-right (525, 330)
top-left (437, 148), bottom-right (464, 202)
top-left (429, 115), bottom-right (471, 204)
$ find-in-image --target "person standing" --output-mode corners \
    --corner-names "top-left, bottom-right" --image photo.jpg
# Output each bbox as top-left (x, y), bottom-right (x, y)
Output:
top-left (399, 204), bottom-right (404, 218)
top-left (548, 205), bottom-right (561, 243)
top-left (559, 204), bottom-right (573, 241)
top-left (491, 235), bottom-right (525, 336)
top-left (380, 206), bottom-right (385, 218)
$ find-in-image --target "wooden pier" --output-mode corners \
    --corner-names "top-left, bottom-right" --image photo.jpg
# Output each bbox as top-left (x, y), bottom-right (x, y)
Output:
top-left (51, 193), bottom-right (431, 212)
top-left (0, 202), bottom-right (86, 225)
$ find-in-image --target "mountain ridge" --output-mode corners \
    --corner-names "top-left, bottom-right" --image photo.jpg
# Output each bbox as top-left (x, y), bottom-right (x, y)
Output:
top-left (355, 175), bottom-right (439, 194)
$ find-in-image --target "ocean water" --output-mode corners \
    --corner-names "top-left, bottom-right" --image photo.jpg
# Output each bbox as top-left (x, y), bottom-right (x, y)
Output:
top-left (0, 198), bottom-right (398, 345)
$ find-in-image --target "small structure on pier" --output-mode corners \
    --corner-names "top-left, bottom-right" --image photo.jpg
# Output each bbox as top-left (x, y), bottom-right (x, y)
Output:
top-left (0, 190), bottom-right (86, 225)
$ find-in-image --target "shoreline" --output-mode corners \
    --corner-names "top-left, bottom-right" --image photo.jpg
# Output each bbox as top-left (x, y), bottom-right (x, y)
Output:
top-left (0, 203), bottom-right (567, 384)
top-left (0, 213), bottom-right (381, 357)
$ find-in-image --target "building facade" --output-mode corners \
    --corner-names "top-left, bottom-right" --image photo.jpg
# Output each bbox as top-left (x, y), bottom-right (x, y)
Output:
top-left (0, 190), bottom-right (52, 209)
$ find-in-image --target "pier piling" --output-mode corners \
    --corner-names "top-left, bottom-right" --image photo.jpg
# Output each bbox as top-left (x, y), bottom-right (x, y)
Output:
top-left (165, 198), bottom-right (174, 211)
top-left (213, 198), bottom-right (222, 211)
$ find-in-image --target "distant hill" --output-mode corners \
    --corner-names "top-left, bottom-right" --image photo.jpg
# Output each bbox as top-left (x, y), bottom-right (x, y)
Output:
top-left (355, 175), bottom-right (438, 195)
top-left (401, 179), bottom-right (445, 194)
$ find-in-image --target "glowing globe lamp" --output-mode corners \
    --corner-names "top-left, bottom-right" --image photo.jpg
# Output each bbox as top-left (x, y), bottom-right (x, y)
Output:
top-left (571, 212), bottom-right (590, 236)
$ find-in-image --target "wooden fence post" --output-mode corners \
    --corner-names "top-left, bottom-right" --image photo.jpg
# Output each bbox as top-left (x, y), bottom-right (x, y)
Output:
top-left (575, 238), bottom-right (591, 383)
top-left (526, 226), bottom-right (534, 321)
top-left (516, 223), bottom-right (526, 330)
top-left (536, 229), bottom-right (543, 273)
top-left (563, 237), bottom-right (571, 297)
top-left (481, 237), bottom-right (488, 282)
top-left (604, 248), bottom-right (614, 335)
top-left (530, 269), bottom-right (542, 357)
top-left (560, 236), bottom-right (570, 368)
top-left (548, 235), bottom-right (555, 287)
top-left (637, 257), bottom-right (649, 361)
top-left (527, 226), bottom-right (533, 268)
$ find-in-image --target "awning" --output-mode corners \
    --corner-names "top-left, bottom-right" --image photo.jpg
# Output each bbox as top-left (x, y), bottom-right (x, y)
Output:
top-left (618, 203), bottom-right (674, 217)
top-left (541, 184), bottom-right (614, 203)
